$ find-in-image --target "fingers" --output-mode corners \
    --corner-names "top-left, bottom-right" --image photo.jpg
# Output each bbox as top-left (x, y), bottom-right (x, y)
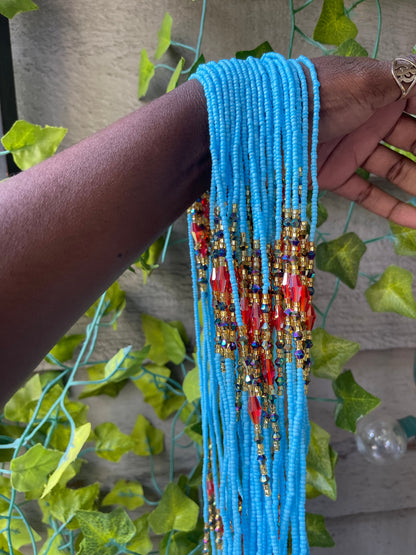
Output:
top-left (362, 143), bottom-right (416, 196)
top-left (332, 173), bottom-right (416, 228)
top-left (384, 112), bottom-right (416, 153)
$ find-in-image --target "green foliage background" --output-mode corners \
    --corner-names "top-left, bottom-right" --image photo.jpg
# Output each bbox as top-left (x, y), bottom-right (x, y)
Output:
top-left (1, 0), bottom-right (416, 553)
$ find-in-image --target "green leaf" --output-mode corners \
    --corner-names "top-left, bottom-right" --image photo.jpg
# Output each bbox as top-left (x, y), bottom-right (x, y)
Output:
top-left (142, 313), bottom-right (186, 365)
top-left (306, 513), bottom-right (335, 548)
top-left (306, 422), bottom-right (337, 501)
top-left (39, 483), bottom-right (99, 529)
top-left (4, 374), bottom-right (42, 423)
top-left (104, 345), bottom-right (150, 383)
top-left (313, 0), bottom-right (358, 46)
top-left (333, 370), bottom-right (380, 432)
top-left (76, 507), bottom-right (136, 555)
top-left (78, 363), bottom-right (128, 400)
top-left (168, 320), bottom-right (189, 346)
top-left (0, 0), bottom-right (38, 19)
top-left (148, 482), bottom-right (199, 534)
top-left (184, 421), bottom-right (203, 446)
top-left (94, 422), bottom-right (133, 462)
top-left (2, 120), bottom-right (66, 170)
top-left (236, 41), bottom-right (274, 60)
top-left (167, 57), bottom-right (185, 93)
top-left (311, 328), bottom-right (360, 380)
top-left (47, 333), bottom-right (85, 364)
top-left (42, 423), bottom-right (91, 497)
top-left (38, 529), bottom-right (68, 555)
top-left (307, 200), bottom-right (328, 228)
top-left (182, 367), bottom-right (200, 403)
top-left (126, 514), bottom-right (153, 555)
top-left (11, 444), bottom-right (62, 492)
top-left (189, 54), bottom-right (205, 76)
top-left (131, 414), bottom-right (164, 456)
top-left (316, 232), bottom-right (366, 288)
top-left (159, 518), bottom-right (204, 554)
top-left (334, 38), bottom-right (368, 56)
top-left (0, 514), bottom-right (41, 549)
top-left (138, 49), bottom-right (155, 98)
top-left (0, 423), bottom-right (22, 463)
top-left (155, 12), bottom-right (172, 60)
top-left (390, 222), bottom-right (416, 256)
top-left (85, 281), bottom-right (126, 323)
top-left (0, 477), bottom-right (11, 513)
top-left (135, 236), bottom-right (165, 283)
top-left (365, 265), bottom-right (416, 319)
top-left (102, 479), bottom-right (145, 511)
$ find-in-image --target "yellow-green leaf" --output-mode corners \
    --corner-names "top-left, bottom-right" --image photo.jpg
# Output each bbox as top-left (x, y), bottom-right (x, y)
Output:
top-left (102, 479), bottom-right (145, 511)
top-left (104, 345), bottom-right (150, 383)
top-left (94, 422), bottom-right (133, 462)
top-left (306, 422), bottom-right (337, 501)
top-left (78, 363), bottom-right (128, 400)
top-left (2, 120), bottom-right (67, 170)
top-left (85, 281), bottom-right (126, 322)
top-left (313, 0), bottom-right (358, 46)
top-left (390, 222), bottom-right (416, 256)
top-left (42, 423), bottom-right (91, 497)
top-left (155, 12), bottom-right (172, 59)
top-left (182, 367), bottom-right (200, 403)
top-left (138, 49), bottom-right (155, 98)
top-left (142, 314), bottom-right (186, 365)
top-left (306, 513), bottom-right (335, 548)
top-left (0, 0), bottom-right (38, 19)
top-left (39, 483), bottom-right (100, 529)
top-left (333, 370), bottom-right (380, 432)
top-left (0, 514), bottom-right (40, 549)
top-left (47, 334), bottom-right (85, 364)
top-left (334, 38), bottom-right (368, 57)
top-left (184, 421), bottom-right (203, 446)
top-left (316, 232), bottom-right (366, 288)
top-left (148, 482), bottom-right (199, 534)
top-left (166, 57), bottom-right (185, 93)
top-left (135, 235), bottom-right (165, 283)
top-left (76, 507), bottom-right (136, 555)
top-left (11, 444), bottom-right (62, 492)
top-left (311, 328), bottom-right (360, 380)
top-left (126, 514), bottom-right (153, 555)
top-left (131, 414), bottom-right (164, 456)
top-left (365, 265), bottom-right (416, 319)
top-left (4, 374), bottom-right (42, 423)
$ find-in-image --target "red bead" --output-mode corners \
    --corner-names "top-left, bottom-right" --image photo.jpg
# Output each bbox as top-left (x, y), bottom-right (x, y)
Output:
top-left (247, 395), bottom-right (262, 425)
top-left (207, 478), bottom-right (215, 498)
top-left (249, 302), bottom-right (262, 335)
top-left (240, 296), bottom-right (251, 327)
top-left (272, 303), bottom-right (285, 331)
top-left (191, 222), bottom-right (205, 246)
top-left (262, 359), bottom-right (276, 386)
top-left (305, 301), bottom-right (316, 331)
top-left (201, 197), bottom-right (209, 219)
top-left (282, 272), bottom-right (309, 310)
top-left (210, 265), bottom-right (230, 293)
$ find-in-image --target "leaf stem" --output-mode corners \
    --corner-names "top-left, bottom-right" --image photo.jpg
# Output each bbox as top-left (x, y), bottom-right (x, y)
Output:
top-left (343, 201), bottom-right (355, 234)
top-left (294, 0), bottom-right (314, 14)
top-left (161, 224), bottom-right (173, 263)
top-left (0, 150), bottom-right (10, 156)
top-left (307, 396), bottom-right (337, 403)
top-left (170, 40), bottom-right (197, 53)
top-left (321, 278), bottom-right (341, 330)
top-left (363, 234), bottom-right (389, 244)
top-left (372, 0), bottom-right (382, 59)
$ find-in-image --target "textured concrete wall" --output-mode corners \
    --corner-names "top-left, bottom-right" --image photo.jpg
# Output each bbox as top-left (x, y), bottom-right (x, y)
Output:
top-left (7, 1), bottom-right (416, 553)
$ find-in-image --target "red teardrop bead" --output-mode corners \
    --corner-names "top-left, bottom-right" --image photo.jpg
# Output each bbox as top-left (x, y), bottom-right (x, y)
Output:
top-left (210, 265), bottom-right (230, 293)
top-left (207, 478), bottom-right (215, 498)
top-left (240, 296), bottom-right (251, 327)
top-left (262, 358), bottom-right (276, 386)
top-left (305, 301), bottom-right (316, 331)
top-left (191, 222), bottom-right (205, 246)
top-left (249, 302), bottom-right (262, 335)
top-left (247, 395), bottom-right (262, 425)
top-left (272, 303), bottom-right (285, 331)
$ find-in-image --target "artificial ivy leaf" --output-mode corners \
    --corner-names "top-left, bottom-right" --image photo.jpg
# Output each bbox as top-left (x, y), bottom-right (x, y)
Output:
top-left (85, 281), bottom-right (126, 325)
top-left (159, 518), bottom-right (204, 555)
top-left (47, 333), bottom-right (85, 364)
top-left (167, 57), bottom-right (185, 93)
top-left (94, 422), bottom-right (133, 462)
top-left (316, 232), bottom-right (366, 288)
top-left (236, 41), bottom-right (274, 60)
top-left (133, 363), bottom-right (185, 419)
top-left (184, 421), bottom-right (203, 446)
top-left (189, 54), bottom-right (205, 76)
top-left (102, 479), bottom-right (145, 511)
top-left (313, 0), bottom-right (358, 46)
top-left (365, 265), bottom-right (416, 319)
top-left (306, 439), bottom-right (337, 501)
top-left (0, 423), bottom-right (22, 463)
top-left (76, 507), bottom-right (136, 555)
top-left (333, 370), bottom-right (380, 432)
top-left (311, 328), bottom-right (360, 380)
top-left (11, 444), bottom-right (62, 492)
top-left (182, 367), bottom-right (200, 403)
top-left (42, 423), bottom-right (91, 497)
top-left (155, 12), bottom-right (172, 59)
top-left (0, 0), bottom-right (38, 19)
top-left (306, 513), bottom-right (335, 548)
top-left (0, 536), bottom-right (23, 555)
top-left (2, 120), bottom-right (67, 170)
top-left (334, 38), bottom-right (368, 57)
top-left (126, 513), bottom-right (153, 555)
top-left (142, 314), bottom-right (186, 365)
top-left (104, 345), bottom-right (150, 383)
top-left (135, 235), bottom-right (165, 283)
top-left (307, 422), bottom-right (335, 478)
top-left (390, 222), bottom-right (416, 256)
top-left (38, 529), bottom-right (67, 555)
top-left (40, 483), bottom-right (100, 529)
top-left (3, 373), bottom-right (42, 423)
top-left (307, 199), bottom-right (328, 228)
top-left (131, 414), bottom-right (164, 456)
top-left (0, 476), bottom-right (12, 513)
top-left (169, 321), bottom-right (189, 346)
top-left (0, 514), bottom-right (41, 549)
top-left (78, 363), bottom-right (127, 400)
top-left (138, 49), bottom-right (155, 98)
top-left (148, 482), bottom-right (199, 534)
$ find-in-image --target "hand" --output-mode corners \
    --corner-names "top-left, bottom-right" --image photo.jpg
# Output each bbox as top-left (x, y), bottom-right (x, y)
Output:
top-left (312, 55), bottom-right (416, 227)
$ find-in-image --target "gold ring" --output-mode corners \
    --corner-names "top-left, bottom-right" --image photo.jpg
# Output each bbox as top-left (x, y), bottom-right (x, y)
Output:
top-left (392, 56), bottom-right (416, 98)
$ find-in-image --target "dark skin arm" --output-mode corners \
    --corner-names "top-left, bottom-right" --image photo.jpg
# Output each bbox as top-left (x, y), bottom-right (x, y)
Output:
top-left (1, 56), bottom-right (415, 402)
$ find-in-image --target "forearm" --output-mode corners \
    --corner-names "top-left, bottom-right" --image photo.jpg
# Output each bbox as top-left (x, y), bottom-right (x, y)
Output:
top-left (0, 79), bottom-right (210, 400)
